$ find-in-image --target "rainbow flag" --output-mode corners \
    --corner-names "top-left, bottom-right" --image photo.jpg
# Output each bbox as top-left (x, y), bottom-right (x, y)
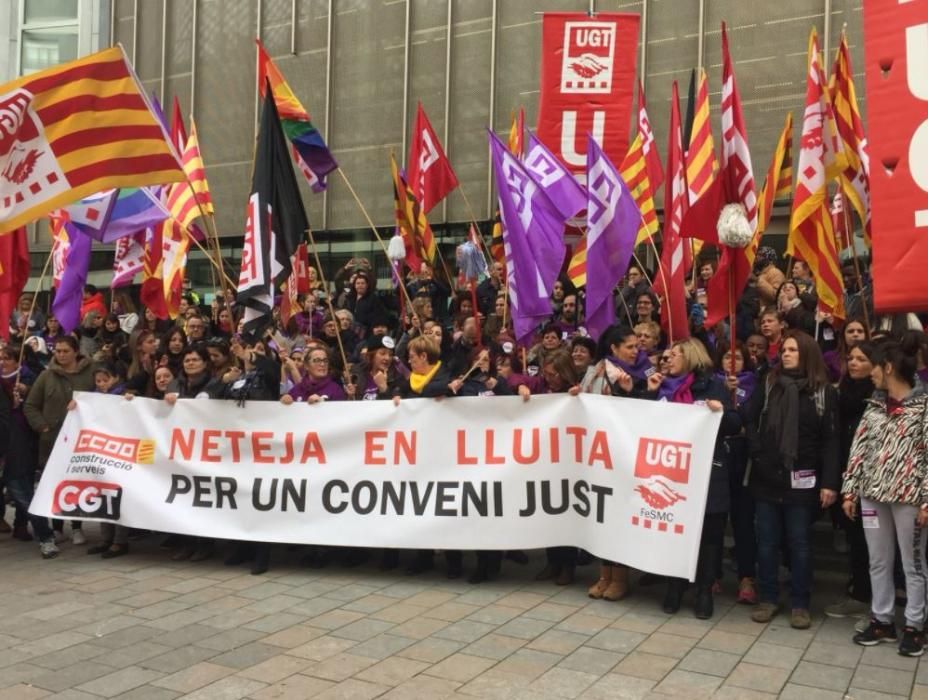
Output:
top-left (257, 40), bottom-right (337, 192)
top-left (0, 46), bottom-right (183, 234)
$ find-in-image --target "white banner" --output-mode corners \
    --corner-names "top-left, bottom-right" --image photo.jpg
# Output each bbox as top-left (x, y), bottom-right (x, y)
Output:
top-left (30, 393), bottom-right (722, 580)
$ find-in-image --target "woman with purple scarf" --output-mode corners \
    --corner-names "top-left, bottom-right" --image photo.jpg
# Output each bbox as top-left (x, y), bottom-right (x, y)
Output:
top-left (282, 346), bottom-right (348, 404)
top-left (646, 338), bottom-right (741, 619)
top-left (714, 341), bottom-right (759, 604)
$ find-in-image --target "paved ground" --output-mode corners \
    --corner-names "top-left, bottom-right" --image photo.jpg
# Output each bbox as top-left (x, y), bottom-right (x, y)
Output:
top-left (0, 522), bottom-right (923, 699)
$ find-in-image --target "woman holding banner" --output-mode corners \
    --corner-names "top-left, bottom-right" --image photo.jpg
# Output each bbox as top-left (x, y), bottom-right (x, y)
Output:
top-left (747, 330), bottom-right (839, 630)
top-left (645, 338), bottom-right (738, 619)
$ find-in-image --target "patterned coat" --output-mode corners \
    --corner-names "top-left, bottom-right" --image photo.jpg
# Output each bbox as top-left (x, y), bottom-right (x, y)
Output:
top-left (842, 389), bottom-right (928, 505)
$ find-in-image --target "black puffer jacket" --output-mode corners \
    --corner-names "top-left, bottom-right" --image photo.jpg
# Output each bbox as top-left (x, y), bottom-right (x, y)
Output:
top-left (746, 376), bottom-right (840, 505)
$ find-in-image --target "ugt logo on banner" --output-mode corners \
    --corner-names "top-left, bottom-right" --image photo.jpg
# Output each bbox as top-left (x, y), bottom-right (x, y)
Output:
top-left (538, 12), bottom-right (639, 171)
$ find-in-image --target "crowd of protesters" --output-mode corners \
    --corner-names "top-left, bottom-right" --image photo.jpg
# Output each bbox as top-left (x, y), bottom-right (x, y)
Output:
top-left (2, 246), bottom-right (928, 656)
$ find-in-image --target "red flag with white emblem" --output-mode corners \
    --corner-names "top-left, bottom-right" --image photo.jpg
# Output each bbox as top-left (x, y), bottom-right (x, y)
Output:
top-left (406, 103), bottom-right (459, 213)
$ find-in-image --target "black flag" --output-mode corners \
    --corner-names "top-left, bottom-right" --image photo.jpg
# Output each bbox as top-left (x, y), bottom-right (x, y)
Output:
top-left (237, 81), bottom-right (310, 333)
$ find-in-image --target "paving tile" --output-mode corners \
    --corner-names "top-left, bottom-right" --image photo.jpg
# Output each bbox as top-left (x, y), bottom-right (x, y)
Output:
top-left (696, 629), bottom-right (756, 654)
top-left (30, 661), bottom-right (120, 693)
top-left (652, 669), bottom-right (723, 698)
top-left (248, 673), bottom-right (335, 700)
top-left (423, 602), bottom-right (482, 622)
top-left (387, 616), bottom-right (449, 640)
top-left (424, 652), bottom-right (497, 682)
top-left (329, 617), bottom-right (395, 642)
top-left (151, 662), bottom-right (235, 693)
top-left (850, 663), bottom-right (915, 696)
top-left (465, 604), bottom-right (523, 625)
top-left (302, 652), bottom-right (379, 682)
top-left (194, 627), bottom-right (266, 652)
top-left (287, 635), bottom-right (357, 662)
top-left (860, 643), bottom-right (921, 671)
top-left (208, 642), bottom-right (283, 670)
top-left (525, 667), bottom-right (597, 698)
top-left (354, 656), bottom-right (430, 687)
top-left (612, 651), bottom-right (677, 681)
top-left (347, 633), bottom-right (417, 660)
top-left (585, 627), bottom-right (647, 654)
top-left (712, 685), bottom-right (776, 699)
top-left (433, 619), bottom-right (496, 644)
top-left (312, 678), bottom-right (393, 700)
top-left (523, 603), bottom-right (579, 623)
top-left (556, 646), bottom-right (622, 675)
top-left (369, 603), bottom-right (430, 624)
top-left (789, 659), bottom-right (853, 692)
top-left (379, 674), bottom-right (461, 699)
top-left (778, 684), bottom-right (846, 700)
top-left (456, 669), bottom-right (531, 698)
top-left (74, 666), bottom-right (163, 698)
top-left (492, 648), bottom-right (563, 679)
top-left (257, 624), bottom-right (327, 649)
top-left (581, 673), bottom-right (656, 699)
top-left (726, 661), bottom-right (791, 694)
top-left (495, 617), bottom-right (555, 640)
top-left (742, 640), bottom-right (803, 670)
top-left (178, 675), bottom-right (267, 700)
top-left (235, 654), bottom-right (313, 683)
top-left (0, 685), bottom-right (51, 700)
top-left (494, 592), bottom-right (550, 610)
top-left (608, 611), bottom-right (668, 635)
top-left (634, 631), bottom-right (696, 659)
top-left (677, 647), bottom-right (741, 677)
top-left (396, 636), bottom-right (463, 663)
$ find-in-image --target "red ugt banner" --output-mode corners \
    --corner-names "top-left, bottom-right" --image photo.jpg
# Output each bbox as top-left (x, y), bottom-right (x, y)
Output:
top-left (862, 1), bottom-right (928, 313)
top-left (537, 13), bottom-right (640, 179)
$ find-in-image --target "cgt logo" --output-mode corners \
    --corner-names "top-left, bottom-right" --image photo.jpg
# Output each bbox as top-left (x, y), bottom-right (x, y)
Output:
top-left (560, 21), bottom-right (616, 94)
top-left (634, 438), bottom-right (692, 484)
top-left (74, 429), bottom-right (155, 464)
top-left (52, 481), bottom-right (122, 520)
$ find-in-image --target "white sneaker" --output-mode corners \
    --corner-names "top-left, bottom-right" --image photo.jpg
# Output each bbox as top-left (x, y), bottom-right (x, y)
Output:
top-left (40, 540), bottom-right (60, 559)
top-left (71, 530), bottom-right (87, 545)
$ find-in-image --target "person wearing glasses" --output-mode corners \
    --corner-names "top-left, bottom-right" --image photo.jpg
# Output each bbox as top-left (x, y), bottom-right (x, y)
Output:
top-left (282, 346), bottom-right (348, 404)
top-left (645, 338), bottom-right (739, 619)
top-left (184, 315), bottom-right (208, 344)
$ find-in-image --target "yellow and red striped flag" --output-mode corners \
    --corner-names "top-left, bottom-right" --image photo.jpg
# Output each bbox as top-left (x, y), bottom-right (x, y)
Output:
top-left (165, 121), bottom-right (213, 231)
top-left (0, 47), bottom-right (183, 234)
top-left (788, 28), bottom-right (847, 319)
top-left (391, 153), bottom-right (436, 272)
top-left (829, 30), bottom-right (870, 243)
top-left (685, 68), bottom-right (719, 204)
top-left (751, 112), bottom-right (793, 264)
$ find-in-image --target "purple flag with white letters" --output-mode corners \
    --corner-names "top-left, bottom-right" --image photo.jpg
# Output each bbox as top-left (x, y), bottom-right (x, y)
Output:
top-left (585, 137), bottom-right (641, 341)
top-left (524, 133), bottom-right (587, 221)
top-left (489, 131), bottom-right (566, 343)
top-left (51, 223), bottom-right (93, 334)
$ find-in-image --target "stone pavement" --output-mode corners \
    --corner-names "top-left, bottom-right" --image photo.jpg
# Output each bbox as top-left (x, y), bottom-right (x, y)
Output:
top-left (0, 523), bottom-right (923, 699)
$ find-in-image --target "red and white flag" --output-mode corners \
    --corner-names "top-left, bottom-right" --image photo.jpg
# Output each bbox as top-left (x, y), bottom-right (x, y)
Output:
top-left (406, 103), bottom-right (459, 213)
top-left (637, 80), bottom-right (664, 189)
top-left (111, 231), bottom-right (146, 288)
top-left (653, 82), bottom-right (689, 343)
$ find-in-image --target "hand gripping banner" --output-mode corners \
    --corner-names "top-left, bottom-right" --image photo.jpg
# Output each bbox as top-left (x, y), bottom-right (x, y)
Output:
top-left (536, 13), bottom-right (640, 179)
top-left (31, 393), bottom-right (721, 581)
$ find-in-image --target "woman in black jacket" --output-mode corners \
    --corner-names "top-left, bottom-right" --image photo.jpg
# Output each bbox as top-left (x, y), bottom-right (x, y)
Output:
top-left (646, 338), bottom-right (741, 619)
top-left (747, 330), bottom-right (839, 630)
top-left (345, 271), bottom-right (388, 335)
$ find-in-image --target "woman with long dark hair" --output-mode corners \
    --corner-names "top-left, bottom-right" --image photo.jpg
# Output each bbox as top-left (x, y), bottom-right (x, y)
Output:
top-left (748, 330), bottom-right (839, 629)
top-left (842, 338), bottom-right (928, 656)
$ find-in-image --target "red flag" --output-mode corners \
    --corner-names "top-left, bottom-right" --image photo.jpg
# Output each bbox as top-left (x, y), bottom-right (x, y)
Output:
top-left (140, 225), bottom-right (169, 320)
top-left (653, 82), bottom-right (689, 342)
top-left (170, 96), bottom-right (188, 156)
top-left (0, 227), bottom-right (30, 341)
top-left (638, 80), bottom-right (664, 189)
top-left (703, 22), bottom-right (758, 329)
top-left (406, 103), bottom-right (459, 213)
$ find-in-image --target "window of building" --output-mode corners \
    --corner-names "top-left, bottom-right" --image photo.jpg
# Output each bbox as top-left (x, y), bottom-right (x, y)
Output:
top-left (20, 0), bottom-right (80, 74)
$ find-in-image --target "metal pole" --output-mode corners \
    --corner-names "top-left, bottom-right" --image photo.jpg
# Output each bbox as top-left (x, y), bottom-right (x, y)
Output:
top-left (109, 0), bottom-right (115, 46)
top-left (401, 0), bottom-right (411, 163)
top-left (589, 0), bottom-right (595, 15)
top-left (639, 0), bottom-right (648, 83)
top-left (131, 0), bottom-right (138, 65)
top-left (255, 0), bottom-right (263, 136)
top-left (485, 0), bottom-right (498, 219)
top-left (822, 0), bottom-right (832, 67)
top-left (696, 0), bottom-right (705, 72)
top-left (159, 0), bottom-right (167, 104)
top-left (322, 0), bottom-right (333, 230)
top-left (191, 0), bottom-right (198, 120)
top-left (441, 0), bottom-right (452, 225)
top-left (291, 0), bottom-right (298, 54)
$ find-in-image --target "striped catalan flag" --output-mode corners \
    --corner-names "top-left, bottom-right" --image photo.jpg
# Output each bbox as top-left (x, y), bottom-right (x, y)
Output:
top-left (0, 47), bottom-right (183, 234)
top-left (751, 112), bottom-right (793, 265)
top-left (165, 120), bottom-right (213, 231)
top-left (685, 69), bottom-right (719, 204)
top-left (390, 154), bottom-right (436, 271)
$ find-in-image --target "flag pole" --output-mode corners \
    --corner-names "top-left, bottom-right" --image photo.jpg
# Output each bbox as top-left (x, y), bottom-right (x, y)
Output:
top-left (457, 186), bottom-right (495, 267)
top-left (337, 168), bottom-right (420, 326)
top-left (15, 241), bottom-right (55, 384)
top-left (837, 179), bottom-right (871, 332)
top-left (305, 226), bottom-right (352, 393)
top-left (643, 215), bottom-right (673, 343)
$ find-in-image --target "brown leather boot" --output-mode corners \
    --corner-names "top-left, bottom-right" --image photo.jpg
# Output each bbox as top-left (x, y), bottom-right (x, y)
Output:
top-left (587, 564), bottom-right (612, 599)
top-left (602, 565), bottom-right (629, 601)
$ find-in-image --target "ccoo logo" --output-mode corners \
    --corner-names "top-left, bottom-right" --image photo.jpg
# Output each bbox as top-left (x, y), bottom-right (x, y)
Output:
top-left (74, 429), bottom-right (155, 464)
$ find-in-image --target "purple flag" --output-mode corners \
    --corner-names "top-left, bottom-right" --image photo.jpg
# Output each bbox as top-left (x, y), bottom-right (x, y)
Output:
top-left (488, 131), bottom-right (566, 343)
top-left (52, 223), bottom-right (92, 334)
top-left (94, 187), bottom-right (170, 243)
top-left (585, 137), bottom-right (641, 341)
top-left (524, 133), bottom-right (587, 221)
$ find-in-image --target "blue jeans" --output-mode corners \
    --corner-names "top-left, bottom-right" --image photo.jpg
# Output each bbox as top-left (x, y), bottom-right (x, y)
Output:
top-left (5, 476), bottom-right (54, 543)
top-left (755, 499), bottom-right (814, 609)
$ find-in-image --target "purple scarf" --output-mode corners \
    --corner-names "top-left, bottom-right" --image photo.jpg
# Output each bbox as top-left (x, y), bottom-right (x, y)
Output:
top-left (715, 370), bottom-right (757, 406)
top-left (607, 349), bottom-right (654, 382)
top-left (918, 367), bottom-right (928, 385)
top-left (289, 375), bottom-right (346, 402)
top-left (657, 372), bottom-right (695, 404)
